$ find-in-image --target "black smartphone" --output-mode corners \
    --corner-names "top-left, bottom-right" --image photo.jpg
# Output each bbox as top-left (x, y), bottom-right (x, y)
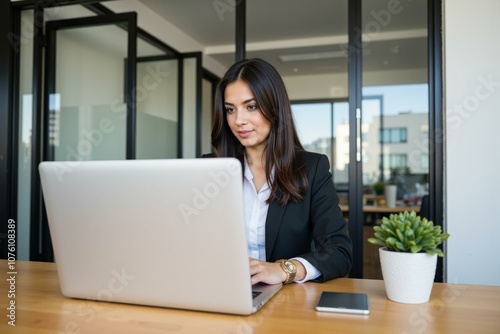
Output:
top-left (315, 291), bottom-right (370, 315)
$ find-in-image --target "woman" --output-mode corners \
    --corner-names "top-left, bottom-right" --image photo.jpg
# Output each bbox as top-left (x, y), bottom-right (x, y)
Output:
top-left (209, 58), bottom-right (352, 284)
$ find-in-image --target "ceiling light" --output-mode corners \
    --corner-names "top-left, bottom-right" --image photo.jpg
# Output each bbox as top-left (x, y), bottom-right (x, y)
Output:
top-left (279, 49), bottom-right (371, 62)
top-left (279, 51), bottom-right (347, 62)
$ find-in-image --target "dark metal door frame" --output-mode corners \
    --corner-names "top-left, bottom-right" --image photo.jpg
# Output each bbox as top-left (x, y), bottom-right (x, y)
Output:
top-left (31, 12), bottom-right (137, 261)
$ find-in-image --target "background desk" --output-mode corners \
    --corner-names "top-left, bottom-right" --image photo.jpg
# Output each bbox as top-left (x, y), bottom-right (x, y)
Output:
top-left (340, 204), bottom-right (421, 214)
top-left (2, 261), bottom-right (500, 334)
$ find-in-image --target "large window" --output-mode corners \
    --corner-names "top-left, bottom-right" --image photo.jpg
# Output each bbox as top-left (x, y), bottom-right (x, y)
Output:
top-left (291, 101), bottom-right (349, 191)
top-left (383, 153), bottom-right (408, 169)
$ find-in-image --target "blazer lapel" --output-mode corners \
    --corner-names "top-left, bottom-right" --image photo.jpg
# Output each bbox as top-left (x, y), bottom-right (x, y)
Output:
top-left (265, 200), bottom-right (286, 260)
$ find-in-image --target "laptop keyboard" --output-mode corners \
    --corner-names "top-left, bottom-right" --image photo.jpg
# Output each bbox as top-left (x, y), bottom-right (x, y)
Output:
top-left (252, 291), bottom-right (262, 299)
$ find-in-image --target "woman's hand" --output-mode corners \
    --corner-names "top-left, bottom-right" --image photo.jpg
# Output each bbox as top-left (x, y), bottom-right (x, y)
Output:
top-left (249, 258), bottom-right (286, 285)
top-left (249, 258), bottom-right (306, 285)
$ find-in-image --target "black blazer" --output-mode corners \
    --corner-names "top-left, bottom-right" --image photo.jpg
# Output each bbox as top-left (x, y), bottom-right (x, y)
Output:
top-left (202, 151), bottom-right (353, 282)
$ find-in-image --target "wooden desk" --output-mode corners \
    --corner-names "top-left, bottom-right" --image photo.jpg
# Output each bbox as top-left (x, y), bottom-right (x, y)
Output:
top-left (2, 261), bottom-right (500, 333)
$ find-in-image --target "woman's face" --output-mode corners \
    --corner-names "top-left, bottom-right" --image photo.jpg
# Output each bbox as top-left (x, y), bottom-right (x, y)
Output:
top-left (224, 80), bottom-right (271, 152)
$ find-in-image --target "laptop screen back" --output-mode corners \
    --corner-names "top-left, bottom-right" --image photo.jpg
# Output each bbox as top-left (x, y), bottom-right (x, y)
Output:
top-left (39, 158), bottom-right (260, 314)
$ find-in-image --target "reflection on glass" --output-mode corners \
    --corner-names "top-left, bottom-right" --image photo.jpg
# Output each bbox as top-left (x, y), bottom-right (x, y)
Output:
top-left (292, 103), bottom-right (331, 155)
top-left (292, 101), bottom-right (349, 193)
top-left (17, 9), bottom-right (35, 261)
top-left (362, 84), bottom-right (429, 198)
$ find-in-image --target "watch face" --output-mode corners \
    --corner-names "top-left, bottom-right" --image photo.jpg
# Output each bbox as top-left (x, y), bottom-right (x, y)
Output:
top-left (285, 261), bottom-right (296, 272)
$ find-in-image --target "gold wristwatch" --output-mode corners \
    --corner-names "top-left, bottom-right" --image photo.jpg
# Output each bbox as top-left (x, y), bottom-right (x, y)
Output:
top-left (276, 259), bottom-right (297, 284)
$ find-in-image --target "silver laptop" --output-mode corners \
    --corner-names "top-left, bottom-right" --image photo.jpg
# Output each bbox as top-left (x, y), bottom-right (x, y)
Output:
top-left (39, 158), bottom-right (282, 315)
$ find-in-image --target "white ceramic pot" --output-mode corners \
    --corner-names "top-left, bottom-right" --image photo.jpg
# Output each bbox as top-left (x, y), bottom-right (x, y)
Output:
top-left (379, 248), bottom-right (437, 304)
top-left (385, 185), bottom-right (397, 208)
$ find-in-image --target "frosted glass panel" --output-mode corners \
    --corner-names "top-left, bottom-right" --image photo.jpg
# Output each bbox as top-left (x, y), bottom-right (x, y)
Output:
top-left (52, 25), bottom-right (127, 161)
top-left (182, 57), bottom-right (197, 158)
top-left (54, 104), bottom-right (126, 161)
top-left (136, 59), bottom-right (178, 159)
top-left (201, 78), bottom-right (213, 155)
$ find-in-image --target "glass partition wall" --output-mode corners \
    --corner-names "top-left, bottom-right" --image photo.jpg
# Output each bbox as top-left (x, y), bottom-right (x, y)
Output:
top-left (244, 0), bottom-right (349, 197)
top-left (16, 5), bottom-right (106, 261)
top-left (361, 0), bottom-right (430, 279)
top-left (245, 0), bottom-right (430, 278)
top-left (47, 23), bottom-right (130, 161)
top-left (14, 3), bottom-right (195, 261)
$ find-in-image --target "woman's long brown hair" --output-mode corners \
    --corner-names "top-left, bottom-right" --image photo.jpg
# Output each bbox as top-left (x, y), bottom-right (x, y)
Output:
top-left (211, 58), bottom-right (308, 206)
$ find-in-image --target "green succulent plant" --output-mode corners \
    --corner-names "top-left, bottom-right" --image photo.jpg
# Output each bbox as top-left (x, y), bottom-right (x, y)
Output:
top-left (368, 210), bottom-right (450, 257)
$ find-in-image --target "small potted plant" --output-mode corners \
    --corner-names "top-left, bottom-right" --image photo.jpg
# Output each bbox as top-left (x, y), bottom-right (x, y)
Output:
top-left (372, 181), bottom-right (385, 196)
top-left (372, 181), bottom-right (386, 206)
top-left (368, 210), bottom-right (450, 304)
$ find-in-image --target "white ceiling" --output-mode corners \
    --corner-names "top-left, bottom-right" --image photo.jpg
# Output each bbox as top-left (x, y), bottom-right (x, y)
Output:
top-left (137, 0), bottom-right (428, 78)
